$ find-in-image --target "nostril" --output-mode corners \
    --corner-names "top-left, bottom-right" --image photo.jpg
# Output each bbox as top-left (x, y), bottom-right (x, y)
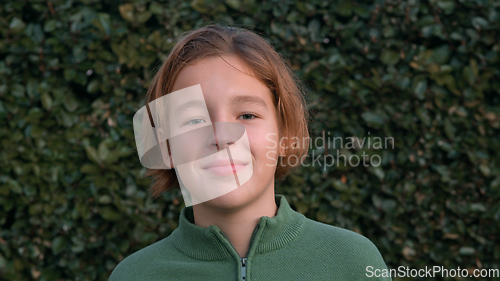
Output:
top-left (213, 142), bottom-right (235, 150)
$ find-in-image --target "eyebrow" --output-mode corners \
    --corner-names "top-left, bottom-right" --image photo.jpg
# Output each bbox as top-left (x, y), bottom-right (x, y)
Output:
top-left (174, 100), bottom-right (207, 115)
top-left (231, 95), bottom-right (268, 109)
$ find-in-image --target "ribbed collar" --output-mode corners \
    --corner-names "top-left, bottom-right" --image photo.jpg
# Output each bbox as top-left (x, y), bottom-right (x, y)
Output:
top-left (169, 194), bottom-right (306, 261)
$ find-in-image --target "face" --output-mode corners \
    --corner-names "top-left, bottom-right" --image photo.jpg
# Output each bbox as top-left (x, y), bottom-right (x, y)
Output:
top-left (169, 54), bottom-right (280, 210)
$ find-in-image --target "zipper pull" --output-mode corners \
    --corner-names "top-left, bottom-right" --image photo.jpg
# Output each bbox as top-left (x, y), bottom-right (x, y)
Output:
top-left (241, 257), bottom-right (247, 281)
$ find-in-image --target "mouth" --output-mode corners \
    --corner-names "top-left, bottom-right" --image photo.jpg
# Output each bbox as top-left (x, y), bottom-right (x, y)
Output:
top-left (201, 159), bottom-right (249, 176)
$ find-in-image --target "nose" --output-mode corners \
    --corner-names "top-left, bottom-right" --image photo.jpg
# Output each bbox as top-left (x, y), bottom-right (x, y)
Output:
top-left (208, 122), bottom-right (245, 151)
top-left (213, 123), bottom-right (235, 151)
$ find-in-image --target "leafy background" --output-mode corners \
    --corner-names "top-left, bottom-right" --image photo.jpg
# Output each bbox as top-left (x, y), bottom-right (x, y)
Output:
top-left (1, 0), bottom-right (499, 280)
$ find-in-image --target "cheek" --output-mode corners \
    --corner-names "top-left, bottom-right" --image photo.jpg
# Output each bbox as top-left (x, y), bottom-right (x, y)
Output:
top-left (246, 125), bottom-right (280, 162)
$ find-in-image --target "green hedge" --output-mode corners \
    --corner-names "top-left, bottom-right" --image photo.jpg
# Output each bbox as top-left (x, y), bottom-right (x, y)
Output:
top-left (1, 0), bottom-right (499, 280)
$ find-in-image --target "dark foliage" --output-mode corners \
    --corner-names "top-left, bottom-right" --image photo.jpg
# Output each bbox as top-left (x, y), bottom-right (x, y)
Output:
top-left (1, 0), bottom-right (499, 280)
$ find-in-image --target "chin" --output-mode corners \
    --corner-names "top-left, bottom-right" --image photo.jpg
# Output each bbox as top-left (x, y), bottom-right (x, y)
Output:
top-left (204, 175), bottom-right (273, 211)
top-left (203, 186), bottom-right (251, 211)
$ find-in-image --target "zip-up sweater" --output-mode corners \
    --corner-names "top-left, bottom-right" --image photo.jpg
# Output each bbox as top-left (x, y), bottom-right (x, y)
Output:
top-left (109, 194), bottom-right (391, 281)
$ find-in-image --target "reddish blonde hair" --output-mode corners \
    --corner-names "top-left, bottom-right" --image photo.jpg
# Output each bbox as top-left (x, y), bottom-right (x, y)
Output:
top-left (144, 24), bottom-right (309, 198)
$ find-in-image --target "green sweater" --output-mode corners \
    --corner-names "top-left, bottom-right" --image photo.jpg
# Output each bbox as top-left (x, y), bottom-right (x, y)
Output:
top-left (109, 194), bottom-right (391, 280)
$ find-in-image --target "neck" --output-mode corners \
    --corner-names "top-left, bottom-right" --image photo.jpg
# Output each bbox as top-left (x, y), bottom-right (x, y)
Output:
top-left (191, 182), bottom-right (277, 258)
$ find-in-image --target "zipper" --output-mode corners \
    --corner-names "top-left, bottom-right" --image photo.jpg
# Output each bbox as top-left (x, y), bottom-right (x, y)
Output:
top-left (218, 224), bottom-right (260, 281)
top-left (246, 224), bottom-right (259, 257)
top-left (240, 257), bottom-right (247, 281)
top-left (241, 225), bottom-right (259, 281)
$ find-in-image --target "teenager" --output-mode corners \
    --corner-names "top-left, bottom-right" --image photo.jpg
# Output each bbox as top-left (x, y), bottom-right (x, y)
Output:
top-left (109, 25), bottom-right (391, 281)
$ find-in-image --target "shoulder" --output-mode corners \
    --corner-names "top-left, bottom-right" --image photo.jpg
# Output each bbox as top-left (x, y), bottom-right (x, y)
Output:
top-left (303, 218), bottom-right (380, 251)
top-left (108, 235), bottom-right (177, 281)
top-left (297, 218), bottom-right (391, 280)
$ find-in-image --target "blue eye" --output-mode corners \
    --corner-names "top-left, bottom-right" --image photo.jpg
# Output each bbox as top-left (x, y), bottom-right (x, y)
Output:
top-left (239, 114), bottom-right (256, 120)
top-left (184, 118), bottom-right (206, 125)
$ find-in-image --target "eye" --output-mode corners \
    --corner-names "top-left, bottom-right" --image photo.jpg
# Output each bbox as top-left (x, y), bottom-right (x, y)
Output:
top-left (184, 118), bottom-right (206, 125)
top-left (238, 113), bottom-right (257, 120)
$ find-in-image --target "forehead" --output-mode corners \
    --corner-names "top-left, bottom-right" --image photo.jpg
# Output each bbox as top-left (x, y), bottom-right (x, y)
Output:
top-left (170, 54), bottom-right (274, 106)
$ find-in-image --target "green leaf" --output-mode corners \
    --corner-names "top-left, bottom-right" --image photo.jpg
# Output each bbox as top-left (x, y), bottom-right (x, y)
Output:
top-left (353, 4), bottom-right (370, 18)
top-left (98, 141), bottom-right (110, 163)
top-left (87, 79), bottom-right (100, 94)
top-left (469, 58), bottom-right (479, 78)
top-left (52, 237), bottom-right (67, 255)
top-left (9, 18), bottom-right (26, 33)
top-left (85, 146), bottom-right (101, 164)
top-left (462, 66), bottom-right (476, 86)
top-left (337, 0), bottom-right (352, 17)
top-left (28, 203), bottom-right (43, 215)
top-left (80, 164), bottom-right (101, 174)
top-left (62, 94), bottom-right (80, 112)
top-left (7, 179), bottom-right (22, 194)
top-left (470, 203), bottom-right (486, 212)
top-left (332, 180), bottom-right (348, 192)
top-left (362, 112), bottom-right (385, 125)
top-left (471, 17), bottom-right (489, 31)
top-left (103, 150), bottom-right (121, 165)
top-left (416, 108), bottom-right (431, 126)
top-left (443, 118), bottom-right (456, 139)
top-left (437, 0), bottom-right (455, 14)
top-left (119, 4), bottom-right (135, 22)
top-left (431, 45), bottom-right (451, 64)
top-left (43, 19), bottom-right (58, 32)
top-left (71, 237), bottom-right (85, 253)
top-left (478, 164), bottom-right (491, 177)
top-left (225, 0), bottom-right (241, 10)
top-left (380, 49), bottom-right (400, 65)
top-left (63, 68), bottom-right (77, 81)
top-left (136, 11), bottom-right (152, 24)
top-left (41, 93), bottom-right (53, 110)
top-left (459, 247), bottom-right (475, 255)
top-left (11, 84), bottom-right (25, 98)
top-left (412, 75), bottom-right (427, 100)
top-left (97, 13), bottom-right (111, 35)
top-left (490, 176), bottom-right (500, 189)
top-left (100, 207), bottom-right (121, 221)
top-left (369, 166), bottom-right (385, 180)
top-left (26, 79), bottom-right (38, 98)
top-left (190, 0), bottom-right (209, 14)
top-left (98, 195), bottom-right (112, 204)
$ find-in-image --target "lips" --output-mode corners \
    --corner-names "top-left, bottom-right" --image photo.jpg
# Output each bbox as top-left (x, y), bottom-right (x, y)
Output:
top-left (201, 159), bottom-right (249, 176)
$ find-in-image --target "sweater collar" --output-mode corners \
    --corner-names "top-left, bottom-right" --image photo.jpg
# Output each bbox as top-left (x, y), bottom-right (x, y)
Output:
top-left (169, 194), bottom-right (305, 261)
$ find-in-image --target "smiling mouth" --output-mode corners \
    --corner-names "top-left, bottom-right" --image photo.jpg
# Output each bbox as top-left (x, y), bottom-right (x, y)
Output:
top-left (203, 164), bottom-right (248, 176)
top-left (201, 159), bottom-right (249, 176)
